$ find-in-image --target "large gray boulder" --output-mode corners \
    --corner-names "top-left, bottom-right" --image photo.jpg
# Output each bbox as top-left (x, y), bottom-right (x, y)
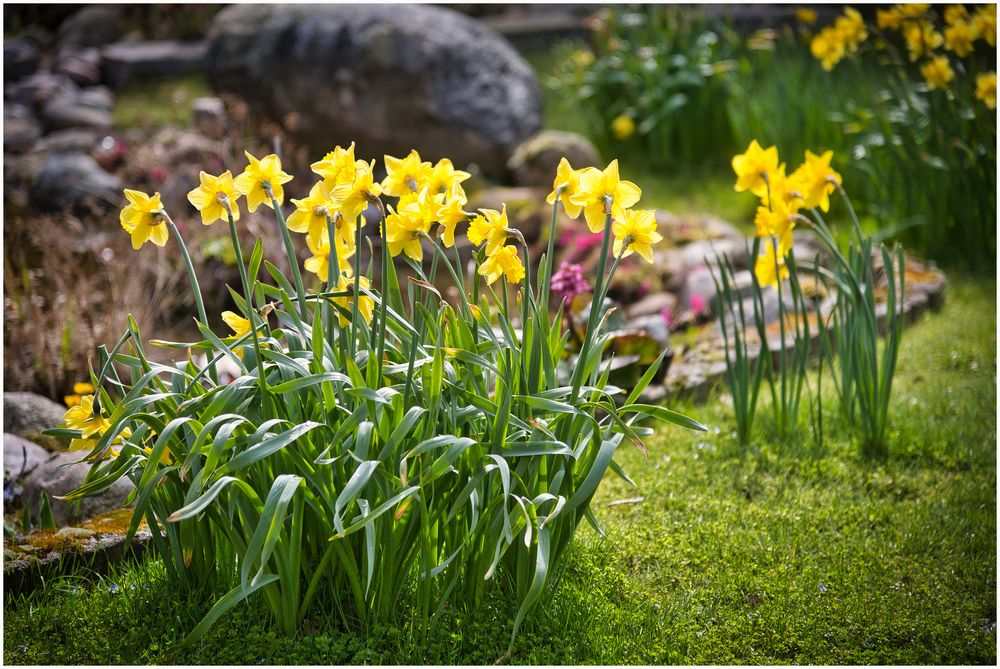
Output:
top-left (3, 392), bottom-right (67, 452)
top-left (29, 152), bottom-right (122, 215)
top-left (20, 450), bottom-right (134, 525)
top-left (4, 433), bottom-right (52, 480)
top-left (205, 4), bottom-right (542, 176)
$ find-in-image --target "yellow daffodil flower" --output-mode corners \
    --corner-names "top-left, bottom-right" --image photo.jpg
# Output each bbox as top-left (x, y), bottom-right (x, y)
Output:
top-left (545, 157), bottom-right (586, 219)
top-left (467, 205), bottom-right (511, 256)
top-left (732, 140), bottom-right (780, 197)
top-left (311, 143), bottom-right (359, 186)
top-left (64, 382), bottom-right (95, 407)
top-left (287, 181), bottom-right (341, 249)
top-left (835, 8), bottom-right (868, 52)
top-left (753, 200), bottom-right (795, 255)
top-left (921, 55), bottom-right (954, 90)
top-left (944, 21), bottom-right (978, 56)
top-left (568, 159), bottom-right (642, 233)
top-left (303, 227), bottom-right (355, 281)
top-left (610, 114), bottom-right (636, 140)
top-left (904, 21), bottom-right (944, 61)
top-left (790, 149), bottom-right (841, 212)
top-left (898, 4), bottom-right (930, 19)
top-left (811, 26), bottom-right (846, 71)
top-left (944, 4), bottom-right (969, 26)
top-left (425, 158), bottom-right (471, 198)
top-left (186, 170), bottom-right (241, 226)
top-left (331, 274), bottom-right (375, 326)
top-left (435, 183), bottom-right (470, 248)
top-left (382, 150), bottom-right (433, 198)
top-left (385, 202), bottom-right (430, 262)
top-left (754, 239), bottom-right (789, 288)
top-left (976, 71), bottom-right (997, 109)
top-left (478, 245), bottom-right (525, 285)
top-left (795, 7), bottom-right (818, 25)
top-left (63, 394), bottom-right (113, 451)
top-left (335, 160), bottom-right (383, 222)
top-left (222, 311), bottom-right (252, 338)
top-left (233, 151), bottom-right (293, 212)
top-left (611, 207), bottom-right (662, 263)
top-left (877, 7), bottom-right (902, 30)
top-left (974, 5), bottom-right (996, 45)
top-left (120, 189), bottom-right (168, 250)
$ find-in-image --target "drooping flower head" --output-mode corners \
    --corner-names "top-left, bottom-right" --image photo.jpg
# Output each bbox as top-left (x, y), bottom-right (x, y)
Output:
top-left (187, 171), bottom-right (241, 226)
top-left (478, 245), bottom-right (526, 285)
top-left (303, 226), bottom-right (356, 281)
top-left (611, 206), bottom-right (662, 263)
top-left (732, 140), bottom-right (780, 198)
top-left (568, 159), bottom-right (642, 232)
top-left (425, 158), bottom-right (471, 199)
top-left (467, 205), bottom-right (511, 256)
top-left (435, 183), bottom-right (471, 248)
top-left (790, 149), bottom-right (842, 212)
top-left (904, 21), bottom-right (944, 61)
top-left (754, 239), bottom-right (790, 288)
top-left (753, 199), bottom-right (795, 256)
top-left (545, 157), bottom-right (585, 219)
top-left (63, 394), bottom-right (114, 452)
top-left (120, 189), bottom-right (168, 250)
top-left (234, 151), bottom-right (293, 212)
top-left (811, 26), bottom-right (846, 71)
top-left (331, 273), bottom-right (375, 326)
top-left (382, 150), bottom-right (433, 198)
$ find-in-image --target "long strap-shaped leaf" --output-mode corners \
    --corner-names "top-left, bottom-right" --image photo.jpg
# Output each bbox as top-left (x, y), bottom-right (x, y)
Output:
top-left (223, 422), bottom-right (323, 474)
top-left (179, 574), bottom-right (279, 647)
top-left (240, 474), bottom-right (302, 587)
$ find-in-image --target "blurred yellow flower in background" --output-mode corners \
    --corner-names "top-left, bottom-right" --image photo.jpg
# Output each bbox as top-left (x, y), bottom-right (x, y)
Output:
top-left (921, 55), bottom-right (954, 90)
top-left (754, 239), bottom-right (790, 287)
top-left (732, 140), bottom-right (780, 197)
top-left (976, 71), bottom-right (997, 109)
top-left (944, 20), bottom-right (978, 57)
top-left (791, 149), bottom-right (842, 212)
top-left (611, 114), bottom-right (636, 140)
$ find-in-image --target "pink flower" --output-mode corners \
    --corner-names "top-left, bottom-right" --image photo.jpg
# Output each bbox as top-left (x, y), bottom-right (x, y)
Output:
top-left (689, 293), bottom-right (706, 316)
top-left (660, 307), bottom-right (673, 327)
top-left (550, 262), bottom-right (592, 304)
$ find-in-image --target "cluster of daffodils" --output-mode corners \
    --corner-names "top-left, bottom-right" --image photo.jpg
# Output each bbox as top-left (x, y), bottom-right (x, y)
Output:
top-left (731, 140), bottom-right (842, 287)
top-left (808, 4), bottom-right (996, 108)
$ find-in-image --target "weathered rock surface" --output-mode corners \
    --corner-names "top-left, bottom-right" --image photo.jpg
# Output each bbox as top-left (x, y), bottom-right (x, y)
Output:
top-left (20, 451), bottom-right (135, 525)
top-left (4, 38), bottom-right (41, 81)
top-left (3, 392), bottom-right (66, 452)
top-left (191, 96), bottom-right (226, 140)
top-left (56, 5), bottom-right (125, 48)
top-left (205, 3), bottom-right (542, 175)
top-left (4, 433), bottom-right (52, 480)
top-left (508, 130), bottom-right (601, 186)
top-left (52, 45), bottom-right (103, 86)
top-left (29, 152), bottom-right (122, 215)
top-left (100, 40), bottom-right (209, 88)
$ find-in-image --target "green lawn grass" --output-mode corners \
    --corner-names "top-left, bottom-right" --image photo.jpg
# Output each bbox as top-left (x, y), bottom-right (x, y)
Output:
top-left (4, 276), bottom-right (994, 665)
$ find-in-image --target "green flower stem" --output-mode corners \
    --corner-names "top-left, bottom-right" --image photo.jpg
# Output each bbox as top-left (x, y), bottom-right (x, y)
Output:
top-left (267, 191), bottom-right (308, 321)
top-left (540, 191), bottom-right (562, 307)
top-left (325, 215), bottom-right (341, 345)
top-left (351, 214), bottom-right (364, 359)
top-left (375, 201), bottom-right (390, 382)
top-left (570, 202), bottom-right (614, 401)
top-left (161, 211), bottom-right (217, 384)
top-left (226, 209), bottom-right (268, 390)
top-left (431, 239), bottom-right (471, 319)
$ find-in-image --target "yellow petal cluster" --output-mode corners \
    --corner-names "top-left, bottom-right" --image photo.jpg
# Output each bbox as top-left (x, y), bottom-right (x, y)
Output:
top-left (187, 171), bottom-right (241, 226)
top-left (234, 151), bottom-right (293, 212)
top-left (478, 245), bottom-right (525, 285)
top-left (921, 55), bottom-right (954, 90)
top-left (63, 394), bottom-right (131, 457)
top-left (976, 72), bottom-right (997, 109)
top-left (611, 207), bottom-right (662, 263)
top-left (331, 274), bottom-right (375, 326)
top-left (120, 189), bottom-right (168, 250)
top-left (569, 159), bottom-right (642, 232)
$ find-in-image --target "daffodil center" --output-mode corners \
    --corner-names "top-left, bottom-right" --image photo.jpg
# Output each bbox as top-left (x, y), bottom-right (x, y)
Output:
top-left (312, 205), bottom-right (329, 218)
top-left (405, 177), bottom-right (419, 192)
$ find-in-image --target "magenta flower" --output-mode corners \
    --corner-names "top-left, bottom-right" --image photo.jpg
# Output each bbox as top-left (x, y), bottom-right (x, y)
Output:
top-left (550, 262), bottom-right (592, 304)
top-left (689, 293), bottom-right (706, 316)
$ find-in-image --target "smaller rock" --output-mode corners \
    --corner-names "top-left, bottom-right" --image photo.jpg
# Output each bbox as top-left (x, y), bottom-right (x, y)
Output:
top-left (3, 393), bottom-right (67, 452)
top-left (56, 5), bottom-right (124, 48)
top-left (4, 434), bottom-right (53, 480)
top-left (101, 41), bottom-right (209, 89)
top-left (4, 38), bottom-right (41, 81)
top-left (74, 86), bottom-right (114, 112)
top-left (41, 95), bottom-right (112, 132)
top-left (4, 115), bottom-right (42, 154)
top-left (507, 130), bottom-right (601, 187)
top-left (5, 72), bottom-right (79, 109)
top-left (29, 152), bottom-right (122, 215)
top-left (679, 264), bottom-right (719, 318)
top-left (191, 97), bottom-right (227, 140)
top-left (21, 450), bottom-right (135, 525)
top-left (52, 46), bottom-right (103, 86)
top-left (34, 127), bottom-right (100, 154)
top-left (625, 291), bottom-right (678, 320)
